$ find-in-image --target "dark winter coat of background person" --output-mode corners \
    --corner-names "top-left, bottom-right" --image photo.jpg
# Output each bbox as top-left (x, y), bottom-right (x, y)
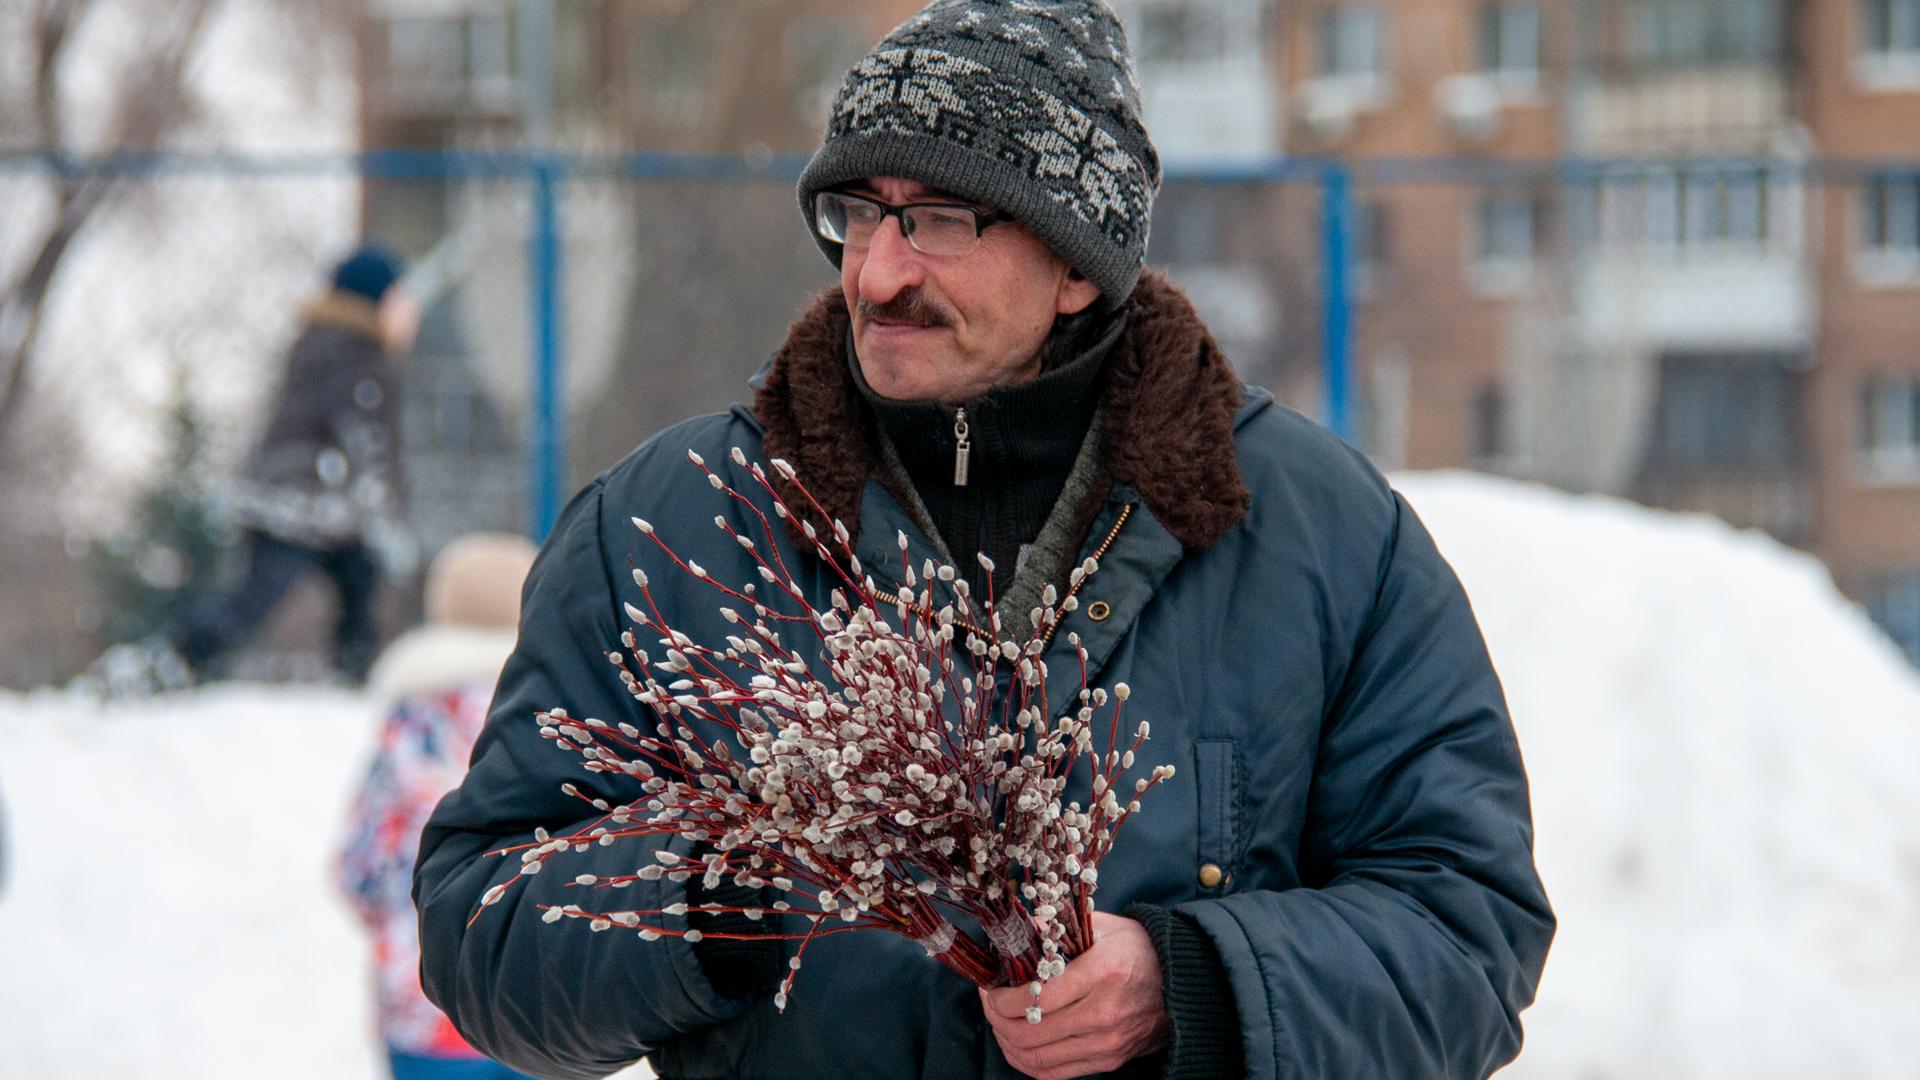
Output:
top-left (229, 289), bottom-right (401, 551)
top-left (412, 274), bottom-right (1556, 1080)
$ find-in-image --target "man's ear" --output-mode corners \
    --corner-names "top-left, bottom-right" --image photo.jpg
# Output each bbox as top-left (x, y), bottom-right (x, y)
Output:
top-left (1056, 267), bottom-right (1102, 316)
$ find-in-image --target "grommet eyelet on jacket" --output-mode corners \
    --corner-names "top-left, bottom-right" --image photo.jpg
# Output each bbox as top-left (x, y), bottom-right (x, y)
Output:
top-left (1087, 600), bottom-right (1112, 621)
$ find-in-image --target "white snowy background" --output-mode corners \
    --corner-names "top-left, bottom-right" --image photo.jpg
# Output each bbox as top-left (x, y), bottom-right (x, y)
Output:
top-left (3, 473), bottom-right (1918, 1078)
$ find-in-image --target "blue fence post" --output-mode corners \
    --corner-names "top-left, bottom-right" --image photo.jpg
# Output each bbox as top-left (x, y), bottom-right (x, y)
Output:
top-left (1320, 161), bottom-right (1356, 444)
top-left (528, 153), bottom-right (566, 541)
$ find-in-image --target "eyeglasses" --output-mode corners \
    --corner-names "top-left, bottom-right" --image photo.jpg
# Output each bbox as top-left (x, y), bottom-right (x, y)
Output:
top-left (814, 190), bottom-right (1015, 258)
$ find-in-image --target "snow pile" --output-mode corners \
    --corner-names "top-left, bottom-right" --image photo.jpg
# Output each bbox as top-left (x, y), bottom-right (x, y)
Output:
top-left (1394, 471), bottom-right (1920, 1079)
top-left (0, 684), bottom-right (658, 1080)
top-left (1, 472), bottom-right (1917, 1077)
top-left (0, 685), bottom-right (385, 1077)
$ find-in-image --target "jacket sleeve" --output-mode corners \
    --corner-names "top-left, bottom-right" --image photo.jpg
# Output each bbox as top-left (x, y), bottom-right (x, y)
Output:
top-left (413, 478), bottom-right (747, 1080)
top-left (1179, 492), bottom-right (1555, 1079)
top-left (337, 702), bottom-right (417, 929)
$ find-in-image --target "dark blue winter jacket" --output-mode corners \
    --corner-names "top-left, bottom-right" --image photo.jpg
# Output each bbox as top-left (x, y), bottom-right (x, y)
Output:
top-left (415, 274), bottom-right (1554, 1079)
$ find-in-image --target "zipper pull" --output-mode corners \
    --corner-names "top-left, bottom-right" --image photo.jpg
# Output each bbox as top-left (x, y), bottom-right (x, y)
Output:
top-left (953, 407), bottom-right (971, 487)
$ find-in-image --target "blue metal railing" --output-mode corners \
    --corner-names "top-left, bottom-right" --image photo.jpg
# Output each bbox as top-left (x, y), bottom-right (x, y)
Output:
top-left (9, 147), bottom-right (1912, 535)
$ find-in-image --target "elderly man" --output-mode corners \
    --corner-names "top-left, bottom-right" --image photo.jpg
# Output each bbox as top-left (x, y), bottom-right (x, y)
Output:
top-left (414, 3), bottom-right (1554, 1078)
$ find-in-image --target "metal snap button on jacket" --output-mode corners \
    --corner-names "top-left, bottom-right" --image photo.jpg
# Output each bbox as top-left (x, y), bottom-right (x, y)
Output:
top-left (1198, 863), bottom-right (1225, 889)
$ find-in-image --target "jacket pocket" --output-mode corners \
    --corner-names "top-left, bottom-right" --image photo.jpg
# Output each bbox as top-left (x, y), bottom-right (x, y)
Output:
top-left (1195, 738), bottom-right (1239, 889)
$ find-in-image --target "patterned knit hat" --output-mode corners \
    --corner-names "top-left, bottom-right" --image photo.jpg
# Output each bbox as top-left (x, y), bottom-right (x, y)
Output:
top-left (798, 0), bottom-right (1161, 310)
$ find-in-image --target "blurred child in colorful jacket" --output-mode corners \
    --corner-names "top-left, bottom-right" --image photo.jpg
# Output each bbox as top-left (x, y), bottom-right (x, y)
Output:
top-left (340, 533), bottom-right (537, 1080)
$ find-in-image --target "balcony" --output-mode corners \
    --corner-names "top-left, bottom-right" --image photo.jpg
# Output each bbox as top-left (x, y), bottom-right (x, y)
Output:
top-left (1573, 253), bottom-right (1812, 354)
top-left (1569, 163), bottom-right (1813, 354)
top-left (1577, 65), bottom-right (1793, 154)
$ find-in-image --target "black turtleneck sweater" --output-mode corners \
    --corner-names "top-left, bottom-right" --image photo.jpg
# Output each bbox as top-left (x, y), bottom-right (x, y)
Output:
top-left (852, 308), bottom-right (1127, 602)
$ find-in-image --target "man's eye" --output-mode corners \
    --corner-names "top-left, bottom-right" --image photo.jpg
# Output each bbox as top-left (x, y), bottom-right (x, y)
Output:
top-left (844, 203), bottom-right (884, 225)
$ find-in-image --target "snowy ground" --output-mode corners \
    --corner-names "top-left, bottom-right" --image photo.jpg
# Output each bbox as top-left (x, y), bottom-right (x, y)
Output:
top-left (3, 472), bottom-right (1918, 1078)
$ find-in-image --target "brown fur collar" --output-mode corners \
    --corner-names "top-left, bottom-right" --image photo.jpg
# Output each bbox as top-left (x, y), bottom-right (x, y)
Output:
top-left (752, 270), bottom-right (1250, 552)
top-left (302, 290), bottom-right (386, 347)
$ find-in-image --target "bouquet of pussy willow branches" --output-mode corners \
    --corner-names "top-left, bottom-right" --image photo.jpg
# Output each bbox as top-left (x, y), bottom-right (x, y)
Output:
top-left (474, 448), bottom-right (1174, 1020)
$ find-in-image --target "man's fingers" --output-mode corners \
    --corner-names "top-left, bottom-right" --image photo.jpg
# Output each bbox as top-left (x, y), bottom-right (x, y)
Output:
top-left (980, 992), bottom-right (1100, 1052)
top-left (1032, 953), bottom-right (1100, 1012)
top-left (999, 1031), bottom-right (1125, 1079)
top-left (980, 984), bottom-right (1035, 1021)
top-left (979, 963), bottom-right (1096, 1022)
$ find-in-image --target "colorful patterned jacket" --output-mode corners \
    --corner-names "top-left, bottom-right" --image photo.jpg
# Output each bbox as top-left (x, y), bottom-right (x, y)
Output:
top-left (341, 624), bottom-right (516, 1057)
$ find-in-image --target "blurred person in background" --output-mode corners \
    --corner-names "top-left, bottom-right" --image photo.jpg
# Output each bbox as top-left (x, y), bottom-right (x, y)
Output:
top-left (87, 241), bottom-right (420, 695)
top-left (339, 532), bottom-right (539, 1080)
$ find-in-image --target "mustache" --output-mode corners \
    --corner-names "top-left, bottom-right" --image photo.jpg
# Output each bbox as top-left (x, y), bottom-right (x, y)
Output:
top-left (856, 289), bottom-right (952, 329)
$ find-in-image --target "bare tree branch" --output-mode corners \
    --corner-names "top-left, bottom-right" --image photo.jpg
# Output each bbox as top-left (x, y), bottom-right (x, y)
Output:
top-left (0, 0), bottom-right (224, 454)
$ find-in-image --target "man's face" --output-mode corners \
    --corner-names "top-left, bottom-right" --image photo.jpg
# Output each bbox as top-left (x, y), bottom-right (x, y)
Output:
top-left (841, 177), bottom-right (1101, 404)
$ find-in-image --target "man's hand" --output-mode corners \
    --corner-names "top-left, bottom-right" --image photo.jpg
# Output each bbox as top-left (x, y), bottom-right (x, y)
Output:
top-left (979, 912), bottom-right (1171, 1080)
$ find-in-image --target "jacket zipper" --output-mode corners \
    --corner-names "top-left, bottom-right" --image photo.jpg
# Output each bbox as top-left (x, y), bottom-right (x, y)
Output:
top-left (1041, 502), bottom-right (1132, 650)
top-left (952, 407), bottom-right (971, 487)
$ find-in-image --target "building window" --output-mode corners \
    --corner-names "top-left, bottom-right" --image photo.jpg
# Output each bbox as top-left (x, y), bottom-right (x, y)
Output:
top-left (1137, 0), bottom-right (1230, 65)
top-left (1591, 165), bottom-right (1777, 254)
top-left (383, 1), bottom-right (515, 111)
top-left (1645, 354), bottom-right (1803, 471)
top-left (1859, 0), bottom-right (1920, 86)
top-left (1859, 375), bottom-right (1920, 479)
top-left (1471, 383), bottom-right (1512, 465)
top-left (1682, 165), bottom-right (1771, 247)
top-left (1864, 570), bottom-right (1920, 668)
top-left (1317, 6), bottom-right (1387, 84)
top-left (1863, 0), bottom-right (1920, 57)
top-left (1860, 173), bottom-right (1920, 277)
top-left (1472, 189), bottom-right (1548, 288)
top-left (1478, 4), bottom-right (1541, 83)
top-left (1627, 0), bottom-right (1782, 68)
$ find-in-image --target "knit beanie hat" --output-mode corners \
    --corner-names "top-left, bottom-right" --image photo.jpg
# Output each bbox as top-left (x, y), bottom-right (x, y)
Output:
top-left (331, 241), bottom-right (406, 303)
top-left (797, 0), bottom-right (1161, 311)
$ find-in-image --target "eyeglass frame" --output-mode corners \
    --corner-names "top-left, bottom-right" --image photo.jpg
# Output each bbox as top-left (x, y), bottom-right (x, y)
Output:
top-left (813, 189), bottom-right (1018, 257)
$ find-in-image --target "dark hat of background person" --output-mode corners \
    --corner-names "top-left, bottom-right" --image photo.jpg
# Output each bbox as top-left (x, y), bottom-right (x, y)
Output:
top-left (796, 0), bottom-right (1162, 312)
top-left (331, 241), bottom-right (407, 303)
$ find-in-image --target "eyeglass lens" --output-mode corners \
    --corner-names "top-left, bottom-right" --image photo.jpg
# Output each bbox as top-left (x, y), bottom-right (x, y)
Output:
top-left (816, 193), bottom-right (982, 257)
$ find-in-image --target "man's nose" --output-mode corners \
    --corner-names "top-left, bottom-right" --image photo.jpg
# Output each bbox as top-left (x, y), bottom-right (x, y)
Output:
top-left (857, 215), bottom-right (925, 301)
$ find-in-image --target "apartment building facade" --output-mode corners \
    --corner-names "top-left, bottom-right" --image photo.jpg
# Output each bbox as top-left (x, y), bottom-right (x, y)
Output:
top-left (1278, 0), bottom-right (1920, 664)
top-left (1803, 0), bottom-right (1920, 663)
